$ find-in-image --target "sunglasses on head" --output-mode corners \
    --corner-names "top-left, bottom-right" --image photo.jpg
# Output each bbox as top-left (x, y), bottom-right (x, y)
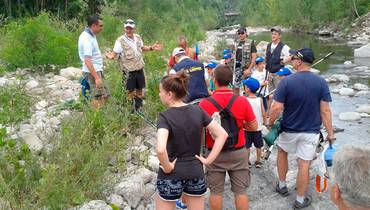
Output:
top-left (125, 20), bottom-right (135, 24)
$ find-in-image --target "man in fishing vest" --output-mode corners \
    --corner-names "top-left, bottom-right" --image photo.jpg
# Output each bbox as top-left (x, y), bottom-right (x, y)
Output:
top-left (233, 27), bottom-right (257, 96)
top-left (169, 47), bottom-right (209, 103)
top-left (269, 48), bottom-right (335, 209)
top-left (106, 19), bottom-right (162, 110)
top-left (265, 26), bottom-right (291, 95)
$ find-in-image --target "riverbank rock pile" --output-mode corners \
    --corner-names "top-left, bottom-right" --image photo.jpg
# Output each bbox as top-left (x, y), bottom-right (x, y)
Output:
top-left (0, 67), bottom-right (81, 153)
top-left (348, 12), bottom-right (370, 45)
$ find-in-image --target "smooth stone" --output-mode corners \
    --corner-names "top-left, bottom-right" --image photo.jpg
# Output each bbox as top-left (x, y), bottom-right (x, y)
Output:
top-left (147, 155), bottom-right (159, 172)
top-left (60, 67), bottom-right (82, 79)
top-left (344, 61), bottom-right (352, 65)
top-left (339, 88), bottom-right (355, 96)
top-left (354, 43), bottom-right (370, 57)
top-left (25, 80), bottom-right (39, 90)
top-left (339, 112), bottom-right (361, 121)
top-left (76, 200), bottom-right (112, 210)
top-left (0, 78), bottom-right (9, 87)
top-left (356, 105), bottom-right (370, 114)
top-left (106, 194), bottom-right (125, 209)
top-left (22, 133), bottom-right (43, 152)
top-left (353, 83), bottom-right (369, 91)
top-left (327, 74), bottom-right (350, 83)
top-left (361, 113), bottom-right (370, 118)
top-left (114, 176), bottom-right (145, 208)
top-left (35, 100), bottom-right (48, 110)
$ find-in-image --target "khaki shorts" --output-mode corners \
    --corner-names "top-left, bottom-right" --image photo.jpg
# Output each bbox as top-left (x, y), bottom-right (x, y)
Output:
top-left (83, 71), bottom-right (110, 99)
top-left (276, 132), bottom-right (319, 161)
top-left (206, 148), bottom-right (250, 195)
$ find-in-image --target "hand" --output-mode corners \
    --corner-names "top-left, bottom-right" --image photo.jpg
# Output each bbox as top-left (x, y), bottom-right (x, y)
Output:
top-left (152, 42), bottom-right (163, 51)
top-left (243, 69), bottom-right (251, 78)
top-left (160, 158), bottom-right (177, 174)
top-left (195, 155), bottom-right (210, 165)
top-left (95, 77), bottom-right (103, 88)
top-left (325, 135), bottom-right (336, 142)
top-left (105, 52), bottom-right (116, 60)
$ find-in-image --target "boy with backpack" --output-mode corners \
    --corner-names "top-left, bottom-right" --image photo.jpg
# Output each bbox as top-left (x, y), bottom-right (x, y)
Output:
top-left (199, 64), bottom-right (258, 210)
top-left (242, 77), bottom-right (267, 168)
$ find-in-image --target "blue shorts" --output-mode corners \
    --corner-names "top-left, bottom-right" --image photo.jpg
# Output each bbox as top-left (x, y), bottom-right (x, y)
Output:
top-left (156, 177), bottom-right (207, 201)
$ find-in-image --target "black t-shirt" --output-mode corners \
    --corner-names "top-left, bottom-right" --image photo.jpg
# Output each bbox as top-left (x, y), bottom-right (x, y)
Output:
top-left (157, 104), bottom-right (212, 180)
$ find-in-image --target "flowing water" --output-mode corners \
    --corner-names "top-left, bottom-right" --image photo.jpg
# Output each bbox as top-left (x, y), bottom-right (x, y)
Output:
top-left (250, 31), bottom-right (370, 146)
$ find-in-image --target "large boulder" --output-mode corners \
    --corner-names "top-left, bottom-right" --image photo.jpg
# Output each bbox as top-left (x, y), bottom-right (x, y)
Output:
top-left (339, 112), bottom-right (361, 121)
top-left (354, 44), bottom-right (370, 57)
top-left (327, 74), bottom-right (350, 83)
top-left (60, 67), bottom-right (82, 79)
top-left (353, 83), bottom-right (369, 91)
top-left (25, 80), bottom-right (39, 90)
top-left (339, 88), bottom-right (355, 96)
top-left (356, 105), bottom-right (370, 114)
top-left (77, 200), bottom-right (112, 210)
top-left (22, 133), bottom-right (43, 152)
top-left (113, 176), bottom-right (145, 208)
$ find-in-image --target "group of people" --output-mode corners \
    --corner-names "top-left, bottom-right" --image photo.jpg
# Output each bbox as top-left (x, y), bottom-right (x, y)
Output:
top-left (78, 15), bottom-right (370, 210)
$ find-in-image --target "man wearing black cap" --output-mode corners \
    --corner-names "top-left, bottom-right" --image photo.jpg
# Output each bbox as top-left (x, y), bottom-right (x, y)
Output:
top-left (268, 48), bottom-right (335, 209)
top-left (106, 19), bottom-right (162, 110)
top-left (232, 27), bottom-right (257, 96)
top-left (265, 26), bottom-right (290, 94)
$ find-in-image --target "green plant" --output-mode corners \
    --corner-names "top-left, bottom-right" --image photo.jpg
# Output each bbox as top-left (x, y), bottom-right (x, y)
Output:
top-left (0, 85), bottom-right (32, 125)
top-left (0, 13), bottom-right (79, 71)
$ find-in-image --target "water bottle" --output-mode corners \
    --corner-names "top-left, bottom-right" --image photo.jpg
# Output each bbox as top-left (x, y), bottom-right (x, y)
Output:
top-left (324, 144), bottom-right (337, 167)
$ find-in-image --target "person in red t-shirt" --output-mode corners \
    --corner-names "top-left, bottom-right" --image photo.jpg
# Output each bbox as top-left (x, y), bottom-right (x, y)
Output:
top-left (199, 64), bottom-right (257, 210)
top-left (167, 36), bottom-right (198, 73)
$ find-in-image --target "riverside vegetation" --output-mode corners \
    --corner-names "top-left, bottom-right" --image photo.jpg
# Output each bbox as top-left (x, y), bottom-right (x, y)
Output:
top-left (0, 1), bottom-right (227, 209)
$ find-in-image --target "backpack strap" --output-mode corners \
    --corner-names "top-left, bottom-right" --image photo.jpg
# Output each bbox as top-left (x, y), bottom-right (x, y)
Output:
top-left (225, 95), bottom-right (238, 111)
top-left (206, 97), bottom-right (223, 111)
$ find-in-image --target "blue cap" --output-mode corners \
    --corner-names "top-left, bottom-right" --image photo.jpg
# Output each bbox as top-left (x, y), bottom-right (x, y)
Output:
top-left (242, 77), bottom-right (260, 93)
top-left (255, 56), bottom-right (265, 64)
top-left (223, 49), bottom-right (232, 54)
top-left (276, 67), bottom-right (292, 76)
top-left (223, 53), bottom-right (232, 59)
top-left (289, 48), bottom-right (315, 64)
top-left (206, 61), bottom-right (217, 69)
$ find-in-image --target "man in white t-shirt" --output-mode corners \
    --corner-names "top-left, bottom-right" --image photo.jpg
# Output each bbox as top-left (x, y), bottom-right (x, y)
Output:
top-left (106, 19), bottom-right (162, 110)
top-left (78, 15), bottom-right (109, 109)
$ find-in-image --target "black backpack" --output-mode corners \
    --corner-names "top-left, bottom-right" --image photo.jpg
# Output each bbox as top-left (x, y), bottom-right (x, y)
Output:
top-left (206, 95), bottom-right (239, 151)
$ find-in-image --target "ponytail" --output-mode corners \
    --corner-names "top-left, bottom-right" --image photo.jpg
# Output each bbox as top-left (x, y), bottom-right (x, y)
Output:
top-left (160, 72), bottom-right (189, 99)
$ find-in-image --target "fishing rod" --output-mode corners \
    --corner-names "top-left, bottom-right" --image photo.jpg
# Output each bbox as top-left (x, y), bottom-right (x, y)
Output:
top-left (311, 51), bottom-right (335, 68)
top-left (135, 109), bottom-right (157, 129)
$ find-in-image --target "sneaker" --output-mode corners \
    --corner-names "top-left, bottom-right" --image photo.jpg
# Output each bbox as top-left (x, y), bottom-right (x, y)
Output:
top-left (293, 195), bottom-right (312, 209)
top-left (275, 183), bottom-right (289, 197)
top-left (255, 161), bottom-right (262, 168)
top-left (176, 199), bottom-right (187, 209)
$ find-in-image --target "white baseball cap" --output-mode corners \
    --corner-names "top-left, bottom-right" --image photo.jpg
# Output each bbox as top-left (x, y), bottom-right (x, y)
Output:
top-left (124, 19), bottom-right (135, 28)
top-left (172, 47), bottom-right (186, 57)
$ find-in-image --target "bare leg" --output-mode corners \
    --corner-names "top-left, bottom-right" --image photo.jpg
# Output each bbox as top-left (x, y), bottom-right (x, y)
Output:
top-left (235, 194), bottom-right (249, 210)
top-left (296, 159), bottom-right (311, 197)
top-left (209, 194), bottom-right (223, 210)
top-left (256, 148), bottom-right (262, 162)
top-left (155, 193), bottom-right (176, 210)
top-left (182, 194), bottom-right (204, 210)
top-left (277, 147), bottom-right (288, 182)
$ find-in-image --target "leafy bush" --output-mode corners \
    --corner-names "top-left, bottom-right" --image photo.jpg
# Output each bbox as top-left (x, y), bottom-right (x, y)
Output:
top-left (0, 85), bottom-right (32, 125)
top-left (0, 13), bottom-right (79, 71)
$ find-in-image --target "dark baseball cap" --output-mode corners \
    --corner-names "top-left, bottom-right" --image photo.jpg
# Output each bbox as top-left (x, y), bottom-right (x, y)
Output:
top-left (289, 48), bottom-right (315, 64)
top-left (270, 26), bottom-right (282, 34)
top-left (237, 27), bottom-right (247, 33)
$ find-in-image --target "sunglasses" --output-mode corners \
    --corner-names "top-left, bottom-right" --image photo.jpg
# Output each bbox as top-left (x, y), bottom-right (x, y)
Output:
top-left (238, 32), bottom-right (245, 35)
top-left (125, 21), bottom-right (135, 24)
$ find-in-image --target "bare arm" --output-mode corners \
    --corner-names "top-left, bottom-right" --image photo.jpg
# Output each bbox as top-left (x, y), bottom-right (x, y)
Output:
top-left (320, 101), bottom-right (335, 139)
top-left (156, 128), bottom-right (176, 173)
top-left (244, 119), bottom-right (258, 131)
top-left (196, 120), bottom-right (227, 165)
top-left (269, 100), bottom-right (284, 126)
top-left (84, 57), bottom-right (102, 88)
top-left (244, 52), bottom-right (257, 77)
top-left (105, 52), bottom-right (117, 60)
top-left (142, 42), bottom-right (163, 52)
top-left (261, 98), bottom-right (267, 125)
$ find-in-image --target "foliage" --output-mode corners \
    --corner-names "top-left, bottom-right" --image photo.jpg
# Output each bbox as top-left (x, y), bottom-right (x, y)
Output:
top-left (0, 13), bottom-right (80, 71)
top-left (0, 85), bottom-right (32, 125)
top-left (237, 0), bottom-right (370, 30)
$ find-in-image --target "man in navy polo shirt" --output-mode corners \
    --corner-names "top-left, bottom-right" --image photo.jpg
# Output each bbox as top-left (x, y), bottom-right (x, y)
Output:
top-left (269, 48), bottom-right (335, 209)
top-left (169, 47), bottom-right (209, 103)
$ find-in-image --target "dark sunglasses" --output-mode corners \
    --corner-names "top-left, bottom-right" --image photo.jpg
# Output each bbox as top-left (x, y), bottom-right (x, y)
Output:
top-left (125, 20), bottom-right (135, 24)
top-left (238, 32), bottom-right (245, 35)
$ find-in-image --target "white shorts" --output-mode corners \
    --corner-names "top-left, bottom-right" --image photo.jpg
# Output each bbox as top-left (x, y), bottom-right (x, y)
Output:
top-left (276, 132), bottom-right (319, 160)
